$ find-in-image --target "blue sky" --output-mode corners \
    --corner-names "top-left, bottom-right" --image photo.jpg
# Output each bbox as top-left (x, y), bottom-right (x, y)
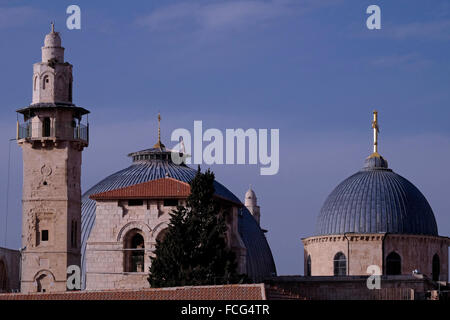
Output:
top-left (1, 0), bottom-right (450, 275)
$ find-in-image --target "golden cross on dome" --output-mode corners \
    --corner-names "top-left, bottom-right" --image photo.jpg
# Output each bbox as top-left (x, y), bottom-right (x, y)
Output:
top-left (371, 110), bottom-right (380, 155)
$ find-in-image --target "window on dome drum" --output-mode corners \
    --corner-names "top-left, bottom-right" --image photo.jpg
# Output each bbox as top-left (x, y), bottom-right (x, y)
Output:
top-left (432, 254), bottom-right (440, 281)
top-left (386, 252), bottom-right (402, 275)
top-left (163, 199), bottom-right (178, 207)
top-left (43, 117), bottom-right (51, 137)
top-left (124, 229), bottom-right (145, 273)
top-left (306, 255), bottom-right (312, 276)
top-left (333, 252), bottom-right (346, 276)
top-left (128, 199), bottom-right (144, 206)
top-left (41, 230), bottom-right (49, 242)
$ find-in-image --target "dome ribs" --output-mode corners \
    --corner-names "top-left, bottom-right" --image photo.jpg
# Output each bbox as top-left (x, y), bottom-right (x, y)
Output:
top-left (314, 163), bottom-right (438, 237)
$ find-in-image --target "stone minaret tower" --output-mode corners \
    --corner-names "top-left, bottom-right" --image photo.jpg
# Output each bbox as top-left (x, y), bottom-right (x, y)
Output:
top-left (245, 187), bottom-right (260, 225)
top-left (16, 24), bottom-right (89, 293)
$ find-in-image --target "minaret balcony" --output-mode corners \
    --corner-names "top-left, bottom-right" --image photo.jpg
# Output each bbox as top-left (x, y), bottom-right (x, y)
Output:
top-left (17, 121), bottom-right (89, 144)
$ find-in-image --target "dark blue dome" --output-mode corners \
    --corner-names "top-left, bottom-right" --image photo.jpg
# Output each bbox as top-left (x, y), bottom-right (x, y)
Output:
top-left (315, 154), bottom-right (438, 236)
top-left (81, 147), bottom-right (276, 285)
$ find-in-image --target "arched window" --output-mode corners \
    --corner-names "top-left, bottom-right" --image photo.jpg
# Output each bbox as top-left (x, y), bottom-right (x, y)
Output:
top-left (34, 76), bottom-right (38, 91)
top-left (124, 229), bottom-right (145, 273)
top-left (333, 252), bottom-right (346, 276)
top-left (33, 271), bottom-right (54, 293)
top-left (432, 254), bottom-right (440, 281)
top-left (0, 260), bottom-right (7, 292)
top-left (36, 274), bottom-right (50, 293)
top-left (43, 75), bottom-right (50, 90)
top-left (386, 252), bottom-right (402, 275)
top-left (306, 255), bottom-right (312, 276)
top-left (43, 117), bottom-right (51, 137)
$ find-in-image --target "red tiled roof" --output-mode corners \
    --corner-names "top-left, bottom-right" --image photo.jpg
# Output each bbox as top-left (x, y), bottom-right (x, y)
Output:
top-left (0, 284), bottom-right (267, 300)
top-left (90, 178), bottom-right (190, 200)
top-left (89, 178), bottom-right (242, 206)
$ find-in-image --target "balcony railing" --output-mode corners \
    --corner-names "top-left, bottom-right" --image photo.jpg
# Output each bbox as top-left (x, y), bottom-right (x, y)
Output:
top-left (17, 121), bottom-right (89, 143)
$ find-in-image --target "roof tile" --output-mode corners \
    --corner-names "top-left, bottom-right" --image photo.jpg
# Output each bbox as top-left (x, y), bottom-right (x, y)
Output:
top-left (90, 178), bottom-right (190, 200)
top-left (0, 284), bottom-right (266, 300)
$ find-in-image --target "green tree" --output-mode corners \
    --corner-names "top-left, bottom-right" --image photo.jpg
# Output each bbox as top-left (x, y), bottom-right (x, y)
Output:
top-left (148, 167), bottom-right (245, 287)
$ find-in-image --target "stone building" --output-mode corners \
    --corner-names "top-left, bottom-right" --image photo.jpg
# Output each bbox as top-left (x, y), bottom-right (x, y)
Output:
top-left (15, 24), bottom-right (89, 293)
top-left (4, 25), bottom-right (449, 299)
top-left (302, 111), bottom-right (450, 281)
top-left (85, 177), bottom-right (246, 290)
top-left (82, 120), bottom-right (277, 290)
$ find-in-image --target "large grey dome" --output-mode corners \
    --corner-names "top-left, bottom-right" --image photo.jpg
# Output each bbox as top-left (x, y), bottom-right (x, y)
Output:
top-left (81, 146), bottom-right (276, 284)
top-left (315, 154), bottom-right (438, 236)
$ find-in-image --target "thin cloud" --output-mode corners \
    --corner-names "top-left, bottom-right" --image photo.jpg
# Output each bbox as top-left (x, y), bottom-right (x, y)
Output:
top-left (135, 0), bottom-right (343, 33)
top-left (200, 0), bottom-right (289, 29)
top-left (370, 52), bottom-right (432, 69)
top-left (0, 6), bottom-right (42, 29)
top-left (388, 20), bottom-right (450, 40)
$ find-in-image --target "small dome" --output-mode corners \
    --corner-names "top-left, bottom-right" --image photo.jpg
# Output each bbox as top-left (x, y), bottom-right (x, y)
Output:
top-left (315, 155), bottom-right (438, 236)
top-left (44, 31), bottom-right (61, 48)
top-left (364, 153), bottom-right (388, 169)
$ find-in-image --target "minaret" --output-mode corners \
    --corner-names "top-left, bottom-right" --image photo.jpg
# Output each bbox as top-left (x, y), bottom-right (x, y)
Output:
top-left (16, 24), bottom-right (89, 293)
top-left (245, 186), bottom-right (260, 225)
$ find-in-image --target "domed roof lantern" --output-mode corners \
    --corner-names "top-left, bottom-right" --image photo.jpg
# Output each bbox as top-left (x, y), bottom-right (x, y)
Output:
top-left (44, 22), bottom-right (61, 46)
top-left (245, 185), bottom-right (257, 206)
top-left (42, 22), bottom-right (64, 63)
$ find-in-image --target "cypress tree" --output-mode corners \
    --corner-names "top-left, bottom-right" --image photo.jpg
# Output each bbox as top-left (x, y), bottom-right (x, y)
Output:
top-left (148, 167), bottom-right (245, 287)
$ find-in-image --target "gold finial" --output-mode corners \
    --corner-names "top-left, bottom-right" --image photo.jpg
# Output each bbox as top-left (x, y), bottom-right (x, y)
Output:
top-left (158, 113), bottom-right (161, 142)
top-left (153, 112), bottom-right (165, 149)
top-left (369, 110), bottom-right (380, 158)
top-left (51, 21), bottom-right (55, 33)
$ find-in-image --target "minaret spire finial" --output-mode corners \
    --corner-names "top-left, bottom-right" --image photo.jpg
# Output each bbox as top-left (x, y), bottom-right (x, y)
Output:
top-left (153, 112), bottom-right (165, 149)
top-left (371, 110), bottom-right (380, 155)
top-left (51, 21), bottom-right (55, 33)
top-left (158, 112), bottom-right (161, 143)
